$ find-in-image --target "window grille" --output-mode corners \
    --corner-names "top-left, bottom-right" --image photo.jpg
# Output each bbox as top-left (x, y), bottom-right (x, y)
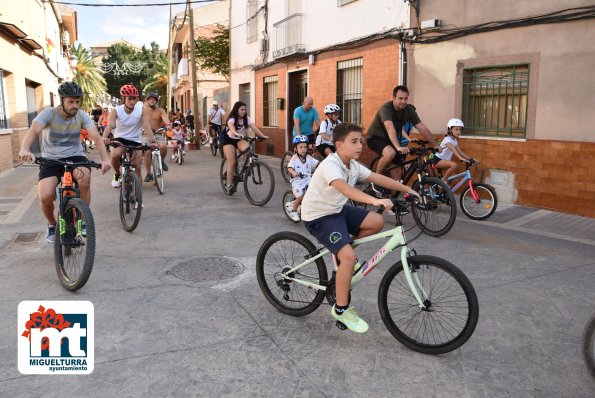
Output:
top-left (0, 70), bottom-right (7, 129)
top-left (263, 76), bottom-right (278, 127)
top-left (336, 58), bottom-right (363, 126)
top-left (462, 64), bottom-right (529, 138)
top-left (246, 0), bottom-right (258, 43)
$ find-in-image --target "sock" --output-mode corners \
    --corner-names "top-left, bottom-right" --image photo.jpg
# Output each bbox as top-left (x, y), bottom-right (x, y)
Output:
top-left (335, 304), bottom-right (349, 315)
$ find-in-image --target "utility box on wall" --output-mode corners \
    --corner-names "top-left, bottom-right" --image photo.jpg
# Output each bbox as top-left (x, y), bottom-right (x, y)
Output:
top-left (488, 170), bottom-right (518, 203)
top-left (276, 98), bottom-right (284, 110)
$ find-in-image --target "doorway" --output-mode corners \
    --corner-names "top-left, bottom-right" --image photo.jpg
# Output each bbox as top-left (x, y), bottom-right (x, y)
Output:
top-left (286, 70), bottom-right (308, 142)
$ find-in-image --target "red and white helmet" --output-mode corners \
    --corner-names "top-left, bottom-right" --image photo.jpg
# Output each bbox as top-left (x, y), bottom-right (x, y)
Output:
top-left (119, 84), bottom-right (139, 97)
top-left (447, 118), bottom-right (464, 129)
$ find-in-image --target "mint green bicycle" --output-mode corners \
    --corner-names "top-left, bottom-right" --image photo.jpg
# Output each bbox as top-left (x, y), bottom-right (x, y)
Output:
top-left (256, 197), bottom-right (479, 354)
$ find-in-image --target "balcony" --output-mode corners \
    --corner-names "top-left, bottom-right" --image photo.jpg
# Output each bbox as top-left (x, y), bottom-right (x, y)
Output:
top-left (273, 14), bottom-right (305, 59)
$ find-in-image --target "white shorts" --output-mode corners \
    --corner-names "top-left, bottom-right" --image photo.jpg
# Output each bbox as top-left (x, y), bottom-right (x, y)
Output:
top-left (291, 177), bottom-right (311, 197)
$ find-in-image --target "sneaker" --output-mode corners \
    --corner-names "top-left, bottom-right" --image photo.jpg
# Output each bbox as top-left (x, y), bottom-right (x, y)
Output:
top-left (144, 174), bottom-right (154, 183)
top-left (45, 224), bottom-right (56, 244)
top-left (161, 160), bottom-right (168, 172)
top-left (224, 183), bottom-right (234, 195)
top-left (134, 201), bottom-right (144, 210)
top-left (289, 211), bottom-right (300, 222)
top-left (111, 174), bottom-right (122, 188)
top-left (331, 305), bottom-right (369, 334)
top-left (285, 201), bottom-right (294, 212)
top-left (171, 154), bottom-right (176, 161)
top-left (182, 150), bottom-right (186, 155)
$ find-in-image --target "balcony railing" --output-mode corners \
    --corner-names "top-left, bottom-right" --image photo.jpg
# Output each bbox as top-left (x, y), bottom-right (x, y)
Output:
top-left (273, 13), bottom-right (305, 59)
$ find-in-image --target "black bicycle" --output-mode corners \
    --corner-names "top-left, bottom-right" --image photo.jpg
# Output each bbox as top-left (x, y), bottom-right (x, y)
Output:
top-left (219, 136), bottom-right (275, 206)
top-left (36, 158), bottom-right (101, 291)
top-left (210, 124), bottom-right (224, 158)
top-left (366, 140), bottom-right (457, 237)
top-left (109, 141), bottom-right (151, 232)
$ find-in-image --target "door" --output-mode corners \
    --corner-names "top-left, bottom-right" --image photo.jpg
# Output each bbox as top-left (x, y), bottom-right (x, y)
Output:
top-left (239, 83), bottom-right (251, 115)
top-left (286, 70), bottom-right (308, 137)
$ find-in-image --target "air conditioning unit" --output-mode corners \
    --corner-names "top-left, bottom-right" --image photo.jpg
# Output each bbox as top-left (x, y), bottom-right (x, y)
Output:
top-left (420, 18), bottom-right (441, 30)
top-left (260, 38), bottom-right (269, 54)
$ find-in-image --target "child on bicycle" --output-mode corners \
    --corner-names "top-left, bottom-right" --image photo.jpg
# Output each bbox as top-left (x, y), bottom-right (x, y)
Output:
top-left (170, 121), bottom-right (186, 158)
top-left (286, 135), bottom-right (320, 222)
top-left (301, 123), bottom-right (420, 333)
top-left (431, 118), bottom-right (474, 181)
top-left (315, 104), bottom-right (342, 158)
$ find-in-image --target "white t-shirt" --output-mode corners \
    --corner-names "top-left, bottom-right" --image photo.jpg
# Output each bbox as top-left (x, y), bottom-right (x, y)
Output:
top-left (288, 154), bottom-right (319, 183)
top-left (315, 119), bottom-right (341, 146)
top-left (227, 117), bottom-right (253, 139)
top-left (301, 153), bottom-right (371, 221)
top-left (208, 107), bottom-right (225, 125)
top-left (115, 102), bottom-right (143, 142)
top-left (436, 135), bottom-right (458, 161)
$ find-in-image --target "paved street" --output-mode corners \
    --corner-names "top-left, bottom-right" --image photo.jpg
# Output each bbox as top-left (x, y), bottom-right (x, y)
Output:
top-left (0, 148), bottom-right (594, 397)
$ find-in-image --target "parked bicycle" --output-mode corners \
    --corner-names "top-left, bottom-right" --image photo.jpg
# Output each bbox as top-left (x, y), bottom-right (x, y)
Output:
top-left (428, 159), bottom-right (498, 220)
top-left (219, 136), bottom-right (275, 206)
top-left (109, 140), bottom-right (151, 232)
top-left (35, 158), bottom-right (101, 291)
top-left (256, 196), bottom-right (479, 354)
top-left (210, 124), bottom-right (224, 158)
top-left (367, 140), bottom-right (457, 237)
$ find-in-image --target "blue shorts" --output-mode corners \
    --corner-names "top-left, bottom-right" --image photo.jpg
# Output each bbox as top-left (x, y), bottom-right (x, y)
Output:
top-left (304, 205), bottom-right (369, 255)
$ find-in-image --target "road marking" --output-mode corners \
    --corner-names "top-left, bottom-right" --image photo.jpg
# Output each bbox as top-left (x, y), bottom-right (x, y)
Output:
top-left (3, 186), bottom-right (38, 224)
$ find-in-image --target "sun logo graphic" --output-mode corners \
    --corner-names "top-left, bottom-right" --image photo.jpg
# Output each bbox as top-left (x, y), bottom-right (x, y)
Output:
top-left (18, 301), bottom-right (94, 374)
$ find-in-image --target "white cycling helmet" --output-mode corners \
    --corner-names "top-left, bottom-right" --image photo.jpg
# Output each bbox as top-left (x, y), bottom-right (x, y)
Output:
top-left (447, 118), bottom-right (464, 129)
top-left (323, 104), bottom-right (341, 114)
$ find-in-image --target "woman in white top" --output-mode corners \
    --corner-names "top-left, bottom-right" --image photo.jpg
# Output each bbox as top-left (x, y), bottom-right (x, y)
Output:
top-left (221, 101), bottom-right (268, 193)
top-left (431, 118), bottom-right (474, 181)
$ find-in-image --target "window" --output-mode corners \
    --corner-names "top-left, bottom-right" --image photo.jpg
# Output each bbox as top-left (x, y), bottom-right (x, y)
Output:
top-left (462, 64), bottom-right (529, 138)
top-left (337, 0), bottom-right (358, 6)
top-left (239, 83), bottom-right (251, 114)
top-left (336, 58), bottom-right (363, 126)
top-left (246, 0), bottom-right (258, 43)
top-left (0, 70), bottom-right (7, 128)
top-left (263, 76), bottom-right (278, 127)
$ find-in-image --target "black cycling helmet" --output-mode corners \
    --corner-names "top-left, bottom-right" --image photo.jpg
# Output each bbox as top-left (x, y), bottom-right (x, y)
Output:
top-left (147, 91), bottom-right (159, 100)
top-left (58, 82), bottom-right (84, 98)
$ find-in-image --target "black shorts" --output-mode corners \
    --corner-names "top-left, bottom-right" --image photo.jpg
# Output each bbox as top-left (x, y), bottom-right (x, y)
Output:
top-left (114, 137), bottom-right (142, 147)
top-left (316, 143), bottom-right (335, 156)
top-left (221, 131), bottom-right (241, 148)
top-left (366, 136), bottom-right (405, 165)
top-left (38, 156), bottom-right (89, 181)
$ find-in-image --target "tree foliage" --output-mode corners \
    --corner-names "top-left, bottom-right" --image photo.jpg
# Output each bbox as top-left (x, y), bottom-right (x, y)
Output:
top-left (102, 41), bottom-right (166, 99)
top-left (142, 56), bottom-right (169, 108)
top-left (194, 25), bottom-right (229, 82)
top-left (71, 43), bottom-right (107, 110)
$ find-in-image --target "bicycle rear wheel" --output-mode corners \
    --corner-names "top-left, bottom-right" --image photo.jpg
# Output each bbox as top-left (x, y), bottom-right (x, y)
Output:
top-left (281, 151), bottom-right (292, 183)
top-left (244, 160), bottom-right (275, 206)
top-left (412, 177), bottom-right (457, 237)
top-left (152, 154), bottom-right (165, 194)
top-left (119, 171), bottom-right (142, 232)
top-left (460, 183), bottom-right (497, 220)
top-left (378, 255), bottom-right (479, 354)
top-left (54, 198), bottom-right (95, 291)
top-left (282, 190), bottom-right (299, 223)
top-left (211, 136), bottom-right (218, 156)
top-left (256, 232), bottom-right (328, 316)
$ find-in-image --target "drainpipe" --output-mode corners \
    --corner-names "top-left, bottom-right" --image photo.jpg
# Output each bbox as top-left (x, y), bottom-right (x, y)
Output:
top-left (400, 39), bottom-right (407, 86)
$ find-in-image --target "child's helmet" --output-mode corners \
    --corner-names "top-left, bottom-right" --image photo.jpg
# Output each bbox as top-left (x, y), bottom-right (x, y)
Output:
top-left (172, 121), bottom-right (181, 126)
top-left (324, 104), bottom-right (341, 114)
top-left (447, 118), bottom-right (464, 129)
top-left (292, 135), bottom-right (309, 145)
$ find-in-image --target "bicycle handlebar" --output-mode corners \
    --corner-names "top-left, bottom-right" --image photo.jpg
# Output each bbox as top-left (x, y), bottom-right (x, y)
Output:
top-left (376, 194), bottom-right (417, 215)
top-left (108, 140), bottom-right (152, 152)
top-left (35, 157), bottom-right (102, 169)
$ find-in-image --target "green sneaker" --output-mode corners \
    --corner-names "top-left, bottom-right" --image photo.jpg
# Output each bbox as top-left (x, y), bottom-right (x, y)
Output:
top-left (331, 305), bottom-right (369, 334)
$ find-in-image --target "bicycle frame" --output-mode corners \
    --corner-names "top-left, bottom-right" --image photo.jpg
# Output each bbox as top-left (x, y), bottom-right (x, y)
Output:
top-left (445, 169), bottom-right (479, 201)
top-left (57, 169), bottom-right (82, 237)
top-left (280, 225), bottom-right (430, 309)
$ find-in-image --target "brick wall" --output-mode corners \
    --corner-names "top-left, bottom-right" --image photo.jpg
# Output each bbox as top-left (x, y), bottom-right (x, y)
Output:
top-left (460, 138), bottom-right (595, 217)
top-left (0, 134), bottom-right (12, 172)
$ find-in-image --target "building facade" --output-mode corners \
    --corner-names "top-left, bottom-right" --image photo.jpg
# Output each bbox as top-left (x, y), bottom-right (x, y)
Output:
top-left (406, 0), bottom-right (595, 216)
top-left (0, 0), bottom-right (77, 172)
top-left (171, 1), bottom-right (230, 128)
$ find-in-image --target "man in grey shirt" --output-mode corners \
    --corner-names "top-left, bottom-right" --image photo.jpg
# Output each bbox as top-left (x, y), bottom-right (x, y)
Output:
top-left (19, 82), bottom-right (110, 243)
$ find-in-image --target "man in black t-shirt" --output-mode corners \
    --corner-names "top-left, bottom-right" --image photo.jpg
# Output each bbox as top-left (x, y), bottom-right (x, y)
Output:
top-left (367, 85), bottom-right (439, 181)
top-left (91, 104), bottom-right (102, 125)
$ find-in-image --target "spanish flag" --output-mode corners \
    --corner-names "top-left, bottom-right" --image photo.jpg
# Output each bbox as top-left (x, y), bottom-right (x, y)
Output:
top-left (46, 37), bottom-right (54, 54)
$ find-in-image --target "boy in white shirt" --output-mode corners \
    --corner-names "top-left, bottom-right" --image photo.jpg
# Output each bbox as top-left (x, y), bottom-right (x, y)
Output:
top-left (286, 135), bottom-right (319, 222)
top-left (301, 123), bottom-right (419, 333)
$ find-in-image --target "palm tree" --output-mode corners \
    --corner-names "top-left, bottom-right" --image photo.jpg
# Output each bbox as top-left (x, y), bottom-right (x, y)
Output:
top-left (71, 43), bottom-right (107, 110)
top-left (142, 56), bottom-right (168, 108)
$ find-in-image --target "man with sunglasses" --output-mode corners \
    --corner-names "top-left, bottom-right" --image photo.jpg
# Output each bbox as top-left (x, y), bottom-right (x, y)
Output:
top-left (102, 84), bottom-right (155, 188)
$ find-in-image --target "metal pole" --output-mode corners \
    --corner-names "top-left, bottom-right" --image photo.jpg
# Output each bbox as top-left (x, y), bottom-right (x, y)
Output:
top-left (167, 3), bottom-right (173, 114)
top-left (188, 0), bottom-right (201, 148)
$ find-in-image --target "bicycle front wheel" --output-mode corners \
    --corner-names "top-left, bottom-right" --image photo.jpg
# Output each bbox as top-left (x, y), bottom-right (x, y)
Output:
top-left (152, 154), bottom-right (165, 194)
top-left (282, 190), bottom-right (299, 223)
top-left (119, 171), bottom-right (142, 232)
top-left (460, 183), bottom-right (497, 220)
top-left (54, 198), bottom-right (95, 291)
top-left (256, 232), bottom-right (328, 316)
top-left (378, 255), bottom-right (479, 354)
top-left (178, 151), bottom-right (184, 165)
top-left (244, 160), bottom-right (275, 206)
top-left (412, 177), bottom-right (457, 237)
top-left (281, 151), bottom-right (292, 183)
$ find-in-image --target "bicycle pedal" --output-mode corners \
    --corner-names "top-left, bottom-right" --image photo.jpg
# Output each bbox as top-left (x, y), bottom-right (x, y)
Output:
top-left (335, 321), bottom-right (348, 331)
